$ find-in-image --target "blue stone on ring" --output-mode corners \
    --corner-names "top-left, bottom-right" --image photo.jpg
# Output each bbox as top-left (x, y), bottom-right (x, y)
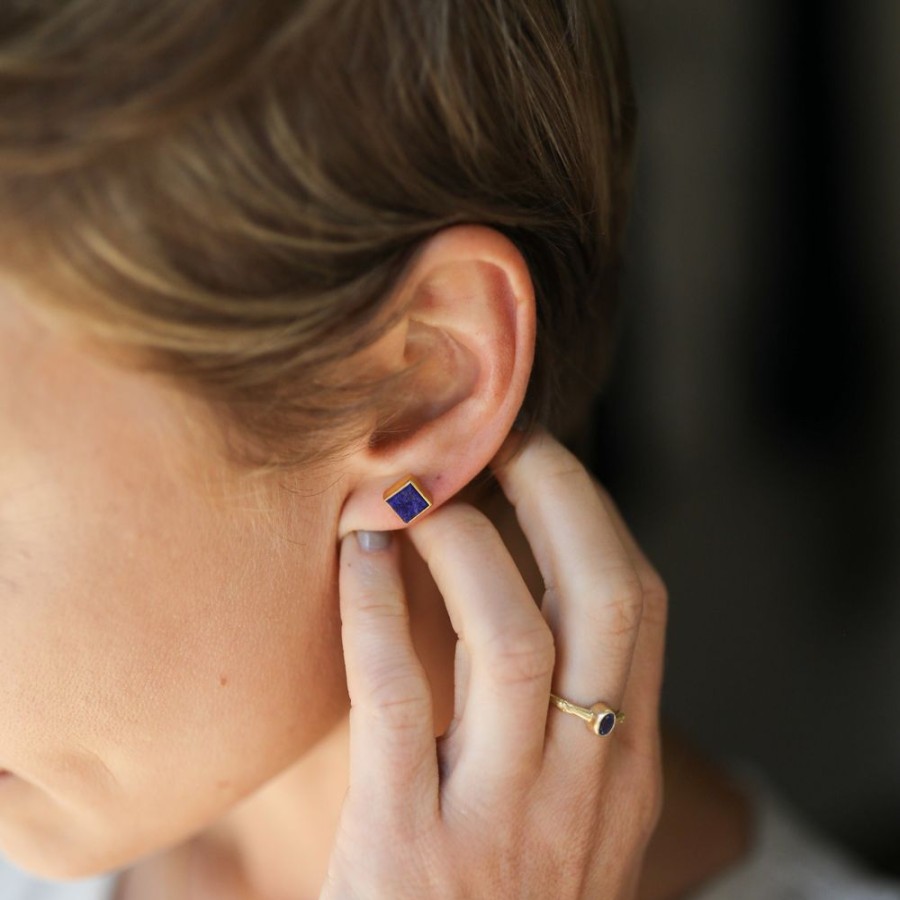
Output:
top-left (595, 711), bottom-right (617, 736)
top-left (383, 477), bottom-right (432, 524)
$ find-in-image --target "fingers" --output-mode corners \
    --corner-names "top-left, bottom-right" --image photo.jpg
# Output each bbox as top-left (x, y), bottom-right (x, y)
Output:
top-left (594, 484), bottom-right (668, 744)
top-left (490, 427), bottom-right (644, 727)
top-left (338, 422), bottom-right (666, 844)
top-left (328, 428), bottom-right (665, 900)
top-left (339, 530), bottom-right (439, 824)
top-left (404, 505), bottom-right (554, 805)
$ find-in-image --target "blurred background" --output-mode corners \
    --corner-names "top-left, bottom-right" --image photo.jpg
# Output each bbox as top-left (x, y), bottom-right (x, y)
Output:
top-left (586, 0), bottom-right (900, 877)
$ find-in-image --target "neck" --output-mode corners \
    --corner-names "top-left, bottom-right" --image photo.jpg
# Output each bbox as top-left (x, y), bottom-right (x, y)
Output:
top-left (115, 481), bottom-right (750, 900)
top-left (115, 481), bottom-right (512, 900)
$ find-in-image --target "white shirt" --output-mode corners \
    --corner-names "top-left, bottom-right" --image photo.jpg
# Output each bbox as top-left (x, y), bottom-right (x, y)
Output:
top-left (0, 853), bottom-right (117, 900)
top-left (688, 767), bottom-right (900, 900)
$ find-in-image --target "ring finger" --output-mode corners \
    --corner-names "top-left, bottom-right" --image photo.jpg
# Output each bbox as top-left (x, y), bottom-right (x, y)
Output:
top-left (490, 427), bottom-right (643, 746)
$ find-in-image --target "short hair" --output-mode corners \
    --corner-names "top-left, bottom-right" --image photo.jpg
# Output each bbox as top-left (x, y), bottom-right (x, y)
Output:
top-left (0, 0), bottom-right (636, 471)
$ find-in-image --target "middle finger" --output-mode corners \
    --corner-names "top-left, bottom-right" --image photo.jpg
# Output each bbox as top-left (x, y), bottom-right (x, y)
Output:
top-left (405, 503), bottom-right (554, 806)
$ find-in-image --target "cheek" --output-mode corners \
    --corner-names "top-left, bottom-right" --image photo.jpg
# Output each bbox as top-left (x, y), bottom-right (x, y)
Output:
top-left (0, 473), bottom-right (349, 880)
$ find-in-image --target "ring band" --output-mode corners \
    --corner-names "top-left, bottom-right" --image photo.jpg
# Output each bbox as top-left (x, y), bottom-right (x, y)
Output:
top-left (549, 693), bottom-right (625, 736)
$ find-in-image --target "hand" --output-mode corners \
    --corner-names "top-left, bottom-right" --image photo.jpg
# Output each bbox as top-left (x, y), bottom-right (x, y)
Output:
top-left (322, 426), bottom-right (667, 899)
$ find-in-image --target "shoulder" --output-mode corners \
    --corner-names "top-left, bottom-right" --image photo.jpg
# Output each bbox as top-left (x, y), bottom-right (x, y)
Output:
top-left (687, 766), bottom-right (900, 900)
top-left (0, 852), bottom-right (118, 900)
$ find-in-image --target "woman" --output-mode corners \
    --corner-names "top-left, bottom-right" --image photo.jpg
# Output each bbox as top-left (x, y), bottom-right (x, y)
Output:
top-left (0, 2), bottom-right (661, 896)
top-left (2, 266), bottom-right (666, 899)
top-left (0, 2), bottom-right (897, 899)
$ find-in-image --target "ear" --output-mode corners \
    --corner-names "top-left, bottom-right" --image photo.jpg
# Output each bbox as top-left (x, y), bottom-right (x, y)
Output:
top-left (336, 224), bottom-right (536, 539)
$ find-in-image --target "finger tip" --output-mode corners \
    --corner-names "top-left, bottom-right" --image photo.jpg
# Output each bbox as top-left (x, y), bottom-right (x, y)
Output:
top-left (490, 426), bottom-right (530, 474)
top-left (355, 529), bottom-right (394, 553)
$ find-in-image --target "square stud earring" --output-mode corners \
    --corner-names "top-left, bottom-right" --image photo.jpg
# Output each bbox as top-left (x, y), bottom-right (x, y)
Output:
top-left (383, 475), bottom-right (433, 524)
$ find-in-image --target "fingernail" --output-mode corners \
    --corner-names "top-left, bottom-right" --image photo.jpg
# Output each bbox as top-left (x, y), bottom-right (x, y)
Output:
top-left (355, 530), bottom-right (392, 552)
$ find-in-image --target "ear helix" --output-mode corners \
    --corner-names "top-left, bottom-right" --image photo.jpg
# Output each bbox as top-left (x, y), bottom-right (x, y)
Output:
top-left (383, 475), bottom-right (433, 524)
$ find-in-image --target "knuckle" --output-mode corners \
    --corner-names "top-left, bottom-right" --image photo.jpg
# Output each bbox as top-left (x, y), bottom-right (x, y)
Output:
top-left (546, 459), bottom-right (593, 496)
top-left (363, 666), bottom-right (431, 728)
top-left (369, 694), bottom-right (429, 737)
top-left (448, 505), bottom-right (499, 545)
top-left (484, 624), bottom-right (556, 687)
top-left (640, 569), bottom-right (669, 625)
top-left (429, 505), bottom-right (502, 558)
top-left (596, 566), bottom-right (645, 636)
top-left (515, 436), bottom-right (593, 498)
top-left (352, 589), bottom-right (406, 620)
top-left (411, 503), bottom-right (501, 563)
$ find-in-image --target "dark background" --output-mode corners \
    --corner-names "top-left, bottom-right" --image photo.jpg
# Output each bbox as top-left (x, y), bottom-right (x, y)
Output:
top-left (587, 1), bottom-right (900, 877)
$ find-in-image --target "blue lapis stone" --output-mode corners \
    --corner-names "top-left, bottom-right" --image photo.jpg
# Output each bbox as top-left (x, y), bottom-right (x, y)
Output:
top-left (385, 482), bottom-right (430, 523)
top-left (596, 712), bottom-right (616, 736)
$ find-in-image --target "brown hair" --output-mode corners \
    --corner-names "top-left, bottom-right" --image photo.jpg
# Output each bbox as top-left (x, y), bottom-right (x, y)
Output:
top-left (0, 0), bottom-right (635, 472)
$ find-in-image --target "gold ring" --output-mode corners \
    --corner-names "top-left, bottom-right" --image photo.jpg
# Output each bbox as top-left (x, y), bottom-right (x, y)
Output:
top-left (549, 693), bottom-right (625, 736)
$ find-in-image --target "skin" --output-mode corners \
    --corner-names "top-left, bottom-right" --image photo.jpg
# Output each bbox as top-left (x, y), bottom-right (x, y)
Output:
top-left (0, 224), bottom-right (749, 899)
top-left (0, 259), bottom-right (352, 886)
top-left (0, 223), bottom-right (535, 893)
